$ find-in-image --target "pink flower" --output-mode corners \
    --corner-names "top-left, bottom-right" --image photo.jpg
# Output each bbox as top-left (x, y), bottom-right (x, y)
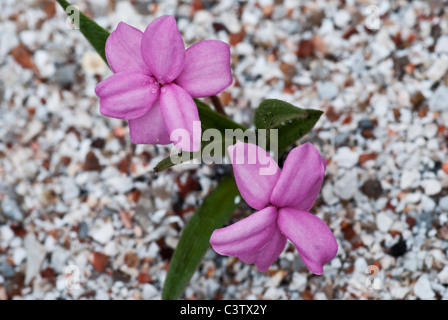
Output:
top-left (95, 16), bottom-right (232, 152)
top-left (210, 142), bottom-right (338, 274)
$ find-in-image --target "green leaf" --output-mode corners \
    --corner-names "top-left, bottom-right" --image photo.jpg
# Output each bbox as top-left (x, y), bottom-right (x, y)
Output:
top-left (56, 0), bottom-right (110, 64)
top-left (153, 100), bottom-right (247, 173)
top-left (254, 99), bottom-right (323, 155)
top-left (162, 176), bottom-right (241, 300)
top-left (195, 99), bottom-right (246, 133)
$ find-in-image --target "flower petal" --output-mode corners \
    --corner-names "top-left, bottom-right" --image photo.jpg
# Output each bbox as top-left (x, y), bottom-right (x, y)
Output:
top-left (270, 142), bottom-right (326, 211)
top-left (159, 83), bottom-right (201, 152)
top-left (228, 141), bottom-right (280, 210)
top-left (210, 206), bottom-right (278, 257)
top-left (239, 227), bottom-right (287, 272)
top-left (95, 73), bottom-right (159, 120)
top-left (105, 22), bottom-right (150, 74)
top-left (277, 207), bottom-right (338, 275)
top-left (141, 16), bottom-right (185, 84)
top-left (174, 40), bottom-right (232, 98)
top-left (128, 100), bottom-right (171, 145)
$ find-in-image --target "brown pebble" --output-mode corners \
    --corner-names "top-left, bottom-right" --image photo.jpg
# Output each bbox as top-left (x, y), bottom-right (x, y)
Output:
top-left (90, 251), bottom-right (108, 273)
top-left (137, 272), bottom-right (153, 284)
top-left (40, 267), bottom-right (56, 281)
top-left (229, 29), bottom-right (245, 46)
top-left (359, 153), bottom-right (377, 164)
top-left (406, 216), bottom-right (416, 229)
top-left (297, 39), bottom-right (314, 58)
top-left (124, 252), bottom-right (139, 268)
top-left (39, 0), bottom-right (56, 18)
top-left (83, 151), bottom-right (102, 171)
top-left (361, 179), bottom-right (383, 199)
top-left (10, 43), bottom-right (39, 75)
top-left (342, 26), bottom-right (358, 39)
top-left (325, 106), bottom-right (340, 122)
top-left (220, 91), bottom-right (232, 105)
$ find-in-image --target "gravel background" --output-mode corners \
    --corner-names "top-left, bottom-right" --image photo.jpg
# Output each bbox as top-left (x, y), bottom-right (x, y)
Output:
top-left (1, 0), bottom-right (448, 300)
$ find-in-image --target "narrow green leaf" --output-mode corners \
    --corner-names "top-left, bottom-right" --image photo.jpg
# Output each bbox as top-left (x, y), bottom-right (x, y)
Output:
top-left (162, 176), bottom-right (241, 300)
top-left (195, 99), bottom-right (246, 133)
top-left (153, 100), bottom-right (247, 173)
top-left (56, 0), bottom-right (110, 64)
top-left (254, 99), bottom-right (323, 154)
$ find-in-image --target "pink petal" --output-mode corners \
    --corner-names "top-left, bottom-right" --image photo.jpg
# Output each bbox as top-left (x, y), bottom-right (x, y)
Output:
top-left (105, 22), bottom-right (150, 74)
top-left (159, 83), bottom-right (201, 152)
top-left (128, 100), bottom-right (171, 145)
top-left (210, 206), bottom-right (278, 257)
top-left (95, 73), bottom-right (159, 120)
top-left (277, 207), bottom-right (338, 275)
top-left (228, 141), bottom-right (280, 210)
top-left (141, 16), bottom-right (185, 84)
top-left (239, 227), bottom-right (287, 272)
top-left (174, 40), bottom-right (232, 98)
top-left (270, 142), bottom-right (326, 211)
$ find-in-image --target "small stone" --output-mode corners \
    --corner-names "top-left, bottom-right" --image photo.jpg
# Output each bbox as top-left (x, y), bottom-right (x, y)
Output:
top-left (439, 196), bottom-right (448, 211)
top-left (142, 283), bottom-right (158, 300)
top-left (54, 64), bottom-right (77, 88)
top-left (12, 247), bottom-right (27, 265)
top-left (0, 256), bottom-right (14, 278)
top-left (297, 39), bottom-right (314, 58)
top-left (429, 85), bottom-right (448, 111)
top-left (426, 57), bottom-right (448, 82)
top-left (421, 179), bottom-right (442, 196)
top-left (333, 147), bottom-right (359, 169)
top-left (24, 233), bottom-right (46, 285)
top-left (400, 170), bottom-right (420, 189)
top-left (81, 52), bottom-right (106, 76)
top-left (388, 238), bottom-right (407, 257)
top-left (435, 35), bottom-right (448, 53)
top-left (83, 151), bottom-right (102, 171)
top-left (376, 212), bottom-right (394, 233)
top-left (103, 242), bottom-right (118, 256)
top-left (421, 195), bottom-right (436, 212)
top-left (289, 272), bottom-right (307, 292)
top-left (333, 10), bottom-right (351, 28)
top-left (424, 123), bottom-right (438, 139)
top-left (358, 119), bottom-right (375, 130)
top-left (124, 252), bottom-right (139, 268)
top-left (0, 225), bottom-right (14, 243)
top-left (334, 169), bottom-right (358, 200)
top-left (10, 43), bottom-right (38, 73)
top-left (1, 196), bottom-right (24, 221)
top-left (317, 81), bottom-right (339, 100)
top-left (89, 251), bottom-right (109, 273)
top-left (334, 132), bottom-right (348, 146)
top-left (34, 50), bottom-right (56, 79)
top-left (89, 222), bottom-right (114, 244)
top-left (21, 119), bottom-right (44, 144)
top-left (78, 221), bottom-right (88, 239)
top-left (413, 274), bottom-right (435, 300)
top-left (361, 179), bottom-right (383, 199)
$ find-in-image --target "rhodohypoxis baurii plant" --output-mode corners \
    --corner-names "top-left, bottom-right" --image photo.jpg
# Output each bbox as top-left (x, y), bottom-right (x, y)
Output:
top-left (210, 142), bottom-right (338, 274)
top-left (57, 0), bottom-right (336, 299)
top-left (95, 16), bottom-right (232, 152)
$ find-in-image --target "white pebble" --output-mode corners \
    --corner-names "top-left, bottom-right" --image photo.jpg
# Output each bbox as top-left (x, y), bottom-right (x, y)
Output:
top-left (89, 222), bottom-right (115, 244)
top-left (376, 212), bottom-right (394, 233)
top-left (435, 35), bottom-right (448, 54)
top-left (413, 274), bottom-right (435, 300)
top-left (400, 170), bottom-right (420, 189)
top-left (421, 179), bottom-right (442, 196)
top-left (333, 147), bottom-right (359, 169)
